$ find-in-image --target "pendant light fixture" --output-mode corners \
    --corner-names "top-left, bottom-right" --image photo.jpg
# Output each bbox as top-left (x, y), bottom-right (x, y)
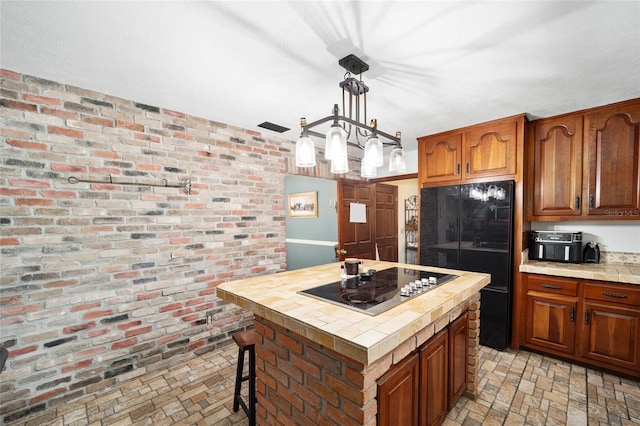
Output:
top-left (295, 54), bottom-right (406, 176)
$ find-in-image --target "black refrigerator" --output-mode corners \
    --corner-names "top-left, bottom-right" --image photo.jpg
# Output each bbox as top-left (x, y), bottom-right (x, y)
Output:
top-left (420, 180), bottom-right (514, 350)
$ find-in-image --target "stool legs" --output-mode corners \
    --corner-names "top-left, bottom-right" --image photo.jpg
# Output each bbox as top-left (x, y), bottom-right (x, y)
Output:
top-left (232, 333), bottom-right (256, 426)
top-left (248, 345), bottom-right (256, 425)
top-left (232, 345), bottom-right (245, 413)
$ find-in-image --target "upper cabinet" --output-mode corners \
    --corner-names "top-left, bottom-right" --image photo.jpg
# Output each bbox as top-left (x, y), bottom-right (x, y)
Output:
top-left (584, 101), bottom-right (640, 217)
top-left (530, 114), bottom-right (584, 217)
top-left (418, 115), bottom-right (525, 187)
top-left (528, 98), bottom-right (640, 221)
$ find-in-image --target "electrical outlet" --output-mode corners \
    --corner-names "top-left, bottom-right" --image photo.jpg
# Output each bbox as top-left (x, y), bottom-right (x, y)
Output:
top-left (206, 315), bottom-right (212, 325)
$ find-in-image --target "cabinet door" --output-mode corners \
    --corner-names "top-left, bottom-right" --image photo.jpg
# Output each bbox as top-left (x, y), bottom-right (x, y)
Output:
top-left (418, 133), bottom-right (463, 185)
top-left (448, 312), bottom-right (468, 410)
top-left (525, 293), bottom-right (577, 355)
top-left (584, 100), bottom-right (640, 217)
top-left (464, 119), bottom-right (517, 180)
top-left (377, 352), bottom-right (419, 426)
top-left (532, 114), bottom-right (583, 216)
top-left (420, 328), bottom-right (448, 426)
top-left (582, 301), bottom-right (640, 372)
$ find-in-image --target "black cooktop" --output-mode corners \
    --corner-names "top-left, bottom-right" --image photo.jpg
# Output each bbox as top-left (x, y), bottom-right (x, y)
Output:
top-left (299, 267), bottom-right (458, 316)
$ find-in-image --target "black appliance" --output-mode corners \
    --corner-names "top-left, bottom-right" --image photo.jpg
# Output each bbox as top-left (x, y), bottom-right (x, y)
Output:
top-left (583, 241), bottom-right (601, 263)
top-left (529, 231), bottom-right (583, 263)
top-left (420, 180), bottom-right (514, 350)
top-left (299, 267), bottom-right (457, 316)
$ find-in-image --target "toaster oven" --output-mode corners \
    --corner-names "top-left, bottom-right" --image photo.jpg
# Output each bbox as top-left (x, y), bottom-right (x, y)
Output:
top-left (528, 231), bottom-right (583, 263)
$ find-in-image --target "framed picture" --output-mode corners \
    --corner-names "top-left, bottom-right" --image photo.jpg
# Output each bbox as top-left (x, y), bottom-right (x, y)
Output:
top-left (288, 191), bottom-right (318, 218)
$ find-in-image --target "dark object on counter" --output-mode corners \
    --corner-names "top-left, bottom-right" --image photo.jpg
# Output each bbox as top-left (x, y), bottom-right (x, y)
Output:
top-left (529, 231), bottom-right (583, 263)
top-left (583, 241), bottom-right (601, 263)
top-left (420, 180), bottom-right (514, 350)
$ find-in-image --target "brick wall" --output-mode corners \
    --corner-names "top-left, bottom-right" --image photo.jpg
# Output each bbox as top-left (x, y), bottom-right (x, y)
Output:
top-left (0, 68), bottom-right (320, 423)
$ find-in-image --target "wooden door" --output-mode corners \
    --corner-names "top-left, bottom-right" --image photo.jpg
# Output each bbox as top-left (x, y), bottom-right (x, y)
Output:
top-left (582, 301), bottom-right (640, 372)
top-left (581, 282), bottom-right (640, 373)
top-left (525, 294), bottom-right (577, 355)
top-left (337, 179), bottom-right (374, 260)
top-left (448, 312), bottom-right (468, 410)
top-left (418, 133), bottom-right (463, 185)
top-left (464, 119), bottom-right (518, 180)
top-left (532, 114), bottom-right (584, 217)
top-left (377, 353), bottom-right (419, 426)
top-left (375, 184), bottom-right (398, 262)
top-left (420, 328), bottom-right (448, 426)
top-left (584, 101), bottom-right (640, 217)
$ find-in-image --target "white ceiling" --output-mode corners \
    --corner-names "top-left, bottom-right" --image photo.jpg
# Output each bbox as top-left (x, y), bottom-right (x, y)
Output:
top-left (2, 1), bottom-right (640, 157)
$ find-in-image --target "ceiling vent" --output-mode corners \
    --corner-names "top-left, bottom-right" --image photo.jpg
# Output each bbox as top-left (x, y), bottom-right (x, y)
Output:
top-left (258, 121), bottom-right (290, 133)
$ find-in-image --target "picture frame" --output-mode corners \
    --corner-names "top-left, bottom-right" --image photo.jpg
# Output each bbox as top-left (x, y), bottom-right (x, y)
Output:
top-left (288, 191), bottom-right (318, 218)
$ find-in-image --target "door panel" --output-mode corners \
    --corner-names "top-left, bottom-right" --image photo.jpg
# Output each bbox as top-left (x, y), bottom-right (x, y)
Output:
top-left (338, 179), bottom-right (374, 260)
top-left (375, 184), bottom-right (398, 262)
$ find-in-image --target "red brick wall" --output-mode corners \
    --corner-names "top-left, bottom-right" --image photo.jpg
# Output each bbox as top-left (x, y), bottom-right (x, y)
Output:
top-left (0, 69), bottom-right (295, 422)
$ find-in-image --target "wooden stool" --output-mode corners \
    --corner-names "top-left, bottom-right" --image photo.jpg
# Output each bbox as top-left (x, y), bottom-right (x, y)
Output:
top-left (232, 329), bottom-right (256, 426)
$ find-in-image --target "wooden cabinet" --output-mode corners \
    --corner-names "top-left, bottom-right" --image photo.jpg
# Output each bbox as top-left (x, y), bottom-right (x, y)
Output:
top-left (527, 98), bottom-right (640, 220)
top-left (519, 274), bottom-right (640, 379)
top-left (419, 133), bottom-right (462, 184)
top-left (447, 312), bottom-right (468, 410)
top-left (418, 115), bottom-right (524, 187)
top-left (378, 313), bottom-right (469, 426)
top-left (530, 114), bottom-right (583, 217)
top-left (584, 101), bottom-right (640, 217)
top-left (378, 352), bottom-right (419, 426)
top-left (524, 275), bottom-right (578, 355)
top-left (420, 329), bottom-right (448, 426)
top-left (582, 283), bottom-right (640, 372)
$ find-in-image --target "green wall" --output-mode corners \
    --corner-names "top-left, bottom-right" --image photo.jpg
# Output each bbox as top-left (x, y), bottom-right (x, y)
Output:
top-left (285, 175), bottom-right (338, 270)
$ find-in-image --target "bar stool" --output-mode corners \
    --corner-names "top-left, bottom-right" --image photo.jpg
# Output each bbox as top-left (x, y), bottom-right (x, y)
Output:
top-left (232, 329), bottom-right (256, 426)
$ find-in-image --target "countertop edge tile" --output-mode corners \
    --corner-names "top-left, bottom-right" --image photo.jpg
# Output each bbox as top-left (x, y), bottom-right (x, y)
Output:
top-left (217, 261), bottom-right (490, 365)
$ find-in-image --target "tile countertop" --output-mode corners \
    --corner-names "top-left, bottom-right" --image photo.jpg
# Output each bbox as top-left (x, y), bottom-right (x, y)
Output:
top-left (520, 257), bottom-right (640, 285)
top-left (217, 260), bottom-right (490, 366)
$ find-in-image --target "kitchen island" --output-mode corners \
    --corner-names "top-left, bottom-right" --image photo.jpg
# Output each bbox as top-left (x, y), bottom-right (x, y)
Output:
top-left (217, 260), bottom-right (490, 425)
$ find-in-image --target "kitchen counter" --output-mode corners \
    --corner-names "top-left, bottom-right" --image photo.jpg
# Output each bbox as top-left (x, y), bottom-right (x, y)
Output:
top-left (218, 260), bottom-right (489, 425)
top-left (520, 256), bottom-right (640, 285)
top-left (217, 260), bottom-right (490, 365)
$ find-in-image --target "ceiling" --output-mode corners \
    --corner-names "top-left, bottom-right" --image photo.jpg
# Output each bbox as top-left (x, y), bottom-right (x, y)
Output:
top-left (2, 1), bottom-right (640, 162)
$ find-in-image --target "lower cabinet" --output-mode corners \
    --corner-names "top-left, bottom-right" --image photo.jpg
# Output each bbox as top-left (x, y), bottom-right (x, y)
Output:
top-left (378, 312), bottom-right (469, 426)
top-left (420, 329), bottom-right (448, 426)
top-left (521, 274), bottom-right (640, 378)
top-left (377, 352), bottom-right (419, 426)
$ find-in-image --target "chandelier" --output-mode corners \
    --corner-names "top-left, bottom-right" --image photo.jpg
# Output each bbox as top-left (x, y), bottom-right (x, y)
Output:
top-left (295, 54), bottom-right (406, 177)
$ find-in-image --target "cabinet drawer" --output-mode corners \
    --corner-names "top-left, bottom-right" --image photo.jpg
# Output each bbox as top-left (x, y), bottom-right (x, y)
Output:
top-left (584, 283), bottom-right (640, 306)
top-left (527, 275), bottom-right (578, 296)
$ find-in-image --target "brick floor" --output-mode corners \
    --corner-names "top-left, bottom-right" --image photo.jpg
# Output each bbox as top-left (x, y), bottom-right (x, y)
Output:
top-left (7, 344), bottom-right (640, 425)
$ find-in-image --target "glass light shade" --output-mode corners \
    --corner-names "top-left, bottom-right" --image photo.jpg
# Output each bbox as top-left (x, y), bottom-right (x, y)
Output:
top-left (325, 124), bottom-right (347, 160)
top-left (364, 136), bottom-right (384, 168)
top-left (360, 156), bottom-right (377, 178)
top-left (295, 135), bottom-right (316, 168)
top-left (330, 156), bottom-right (349, 174)
top-left (388, 147), bottom-right (406, 173)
